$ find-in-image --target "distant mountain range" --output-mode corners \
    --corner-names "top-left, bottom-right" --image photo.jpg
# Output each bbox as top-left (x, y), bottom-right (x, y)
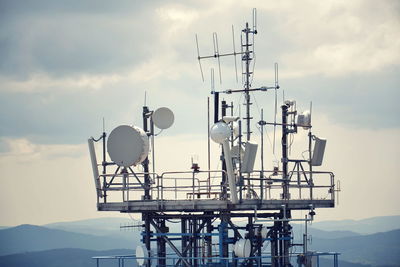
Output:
top-left (0, 224), bottom-right (137, 256)
top-left (310, 215), bottom-right (400, 234)
top-left (310, 229), bottom-right (400, 266)
top-left (0, 248), bottom-right (136, 267)
top-left (0, 215), bottom-right (399, 267)
top-left (44, 217), bottom-right (137, 237)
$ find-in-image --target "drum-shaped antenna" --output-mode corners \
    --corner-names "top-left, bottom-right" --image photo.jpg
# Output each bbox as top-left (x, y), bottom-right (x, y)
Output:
top-left (152, 107), bottom-right (174, 129)
top-left (234, 238), bottom-right (251, 258)
top-left (210, 122), bottom-right (231, 144)
top-left (135, 245), bottom-right (149, 266)
top-left (107, 125), bottom-right (149, 167)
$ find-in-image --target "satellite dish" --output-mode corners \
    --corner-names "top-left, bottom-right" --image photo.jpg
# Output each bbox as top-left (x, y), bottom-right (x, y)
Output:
top-left (152, 107), bottom-right (174, 129)
top-left (234, 238), bottom-right (251, 258)
top-left (107, 125), bottom-right (149, 167)
top-left (135, 245), bottom-right (148, 266)
top-left (210, 122), bottom-right (231, 144)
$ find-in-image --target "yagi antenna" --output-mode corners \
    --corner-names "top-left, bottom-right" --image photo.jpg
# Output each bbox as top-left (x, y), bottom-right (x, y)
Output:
top-left (195, 34), bottom-right (204, 82)
top-left (196, 28), bottom-right (246, 85)
top-left (213, 32), bottom-right (222, 84)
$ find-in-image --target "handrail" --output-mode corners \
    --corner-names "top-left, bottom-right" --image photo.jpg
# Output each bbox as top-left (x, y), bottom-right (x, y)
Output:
top-left (97, 168), bottom-right (335, 203)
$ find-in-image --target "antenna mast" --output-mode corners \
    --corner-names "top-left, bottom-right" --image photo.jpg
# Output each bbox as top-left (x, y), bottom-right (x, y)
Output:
top-left (196, 10), bottom-right (259, 141)
top-left (242, 21), bottom-right (257, 141)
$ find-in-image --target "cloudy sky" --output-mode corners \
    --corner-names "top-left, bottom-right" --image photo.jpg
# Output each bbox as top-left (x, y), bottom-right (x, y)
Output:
top-left (0, 0), bottom-right (399, 226)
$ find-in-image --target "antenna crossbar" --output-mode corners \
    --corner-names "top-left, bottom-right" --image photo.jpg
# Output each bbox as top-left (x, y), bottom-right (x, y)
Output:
top-left (198, 51), bottom-right (245, 60)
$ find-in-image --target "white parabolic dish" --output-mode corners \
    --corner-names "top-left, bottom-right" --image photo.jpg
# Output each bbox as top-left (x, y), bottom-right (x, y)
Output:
top-left (234, 238), bottom-right (251, 258)
top-left (135, 245), bottom-right (148, 266)
top-left (152, 107), bottom-right (174, 129)
top-left (210, 122), bottom-right (231, 144)
top-left (107, 125), bottom-right (149, 167)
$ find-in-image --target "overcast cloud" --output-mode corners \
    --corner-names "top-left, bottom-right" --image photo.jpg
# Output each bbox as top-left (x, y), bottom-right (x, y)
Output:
top-left (0, 0), bottom-right (399, 225)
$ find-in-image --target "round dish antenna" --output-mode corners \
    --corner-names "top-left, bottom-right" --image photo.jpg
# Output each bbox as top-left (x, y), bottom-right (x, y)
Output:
top-left (135, 245), bottom-right (149, 266)
top-left (234, 238), bottom-right (251, 258)
top-left (152, 107), bottom-right (174, 129)
top-left (107, 125), bottom-right (149, 167)
top-left (210, 122), bottom-right (231, 144)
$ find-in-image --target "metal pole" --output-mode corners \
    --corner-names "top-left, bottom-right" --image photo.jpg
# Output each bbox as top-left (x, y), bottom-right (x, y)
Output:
top-left (214, 92), bottom-right (220, 123)
top-left (102, 131), bottom-right (107, 203)
top-left (207, 97), bottom-right (211, 197)
top-left (194, 219), bottom-right (198, 267)
top-left (282, 104), bottom-right (289, 199)
top-left (221, 100), bottom-right (228, 199)
top-left (260, 109), bottom-right (264, 200)
top-left (308, 131), bottom-right (314, 200)
top-left (157, 219), bottom-right (166, 266)
top-left (244, 22), bottom-right (251, 141)
top-left (143, 213), bottom-right (151, 267)
top-left (206, 213), bottom-right (213, 264)
top-left (182, 218), bottom-right (188, 260)
top-left (142, 106), bottom-right (151, 200)
top-left (281, 105), bottom-right (292, 266)
top-left (238, 120), bottom-right (243, 202)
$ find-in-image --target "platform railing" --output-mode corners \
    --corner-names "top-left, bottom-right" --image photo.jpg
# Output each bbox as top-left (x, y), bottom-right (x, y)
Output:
top-left (97, 169), bottom-right (335, 204)
top-left (92, 251), bottom-right (340, 267)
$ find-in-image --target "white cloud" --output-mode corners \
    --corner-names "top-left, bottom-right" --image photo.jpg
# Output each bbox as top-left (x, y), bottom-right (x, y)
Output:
top-left (0, 73), bottom-right (123, 93)
top-left (268, 0), bottom-right (400, 77)
top-left (0, 0), bottom-right (399, 225)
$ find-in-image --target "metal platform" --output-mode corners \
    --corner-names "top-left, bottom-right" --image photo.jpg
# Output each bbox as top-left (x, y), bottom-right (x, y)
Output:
top-left (98, 199), bottom-right (334, 213)
top-left (92, 252), bottom-right (340, 267)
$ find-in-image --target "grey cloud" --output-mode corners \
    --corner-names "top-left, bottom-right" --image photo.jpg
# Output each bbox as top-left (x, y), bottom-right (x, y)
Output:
top-left (0, 0), bottom-right (163, 79)
top-left (0, 0), bottom-right (399, 146)
top-left (281, 65), bottom-right (400, 128)
top-left (0, 83), bottom-right (143, 144)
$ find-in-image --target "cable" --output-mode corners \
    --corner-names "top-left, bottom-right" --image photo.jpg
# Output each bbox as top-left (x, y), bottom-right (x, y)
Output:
top-left (251, 91), bottom-right (262, 118)
top-left (91, 135), bottom-right (103, 142)
top-left (249, 51), bottom-right (256, 86)
top-left (255, 124), bottom-right (278, 162)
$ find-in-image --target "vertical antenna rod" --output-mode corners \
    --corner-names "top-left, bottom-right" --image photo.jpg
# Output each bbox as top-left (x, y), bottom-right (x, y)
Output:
top-left (207, 97), bottom-right (211, 196)
top-left (242, 22), bottom-right (256, 141)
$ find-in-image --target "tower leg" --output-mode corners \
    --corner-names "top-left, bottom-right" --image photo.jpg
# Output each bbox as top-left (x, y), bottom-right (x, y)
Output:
top-left (157, 219), bottom-right (166, 266)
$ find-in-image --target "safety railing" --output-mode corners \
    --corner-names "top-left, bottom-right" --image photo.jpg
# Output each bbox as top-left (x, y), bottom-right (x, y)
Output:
top-left (97, 169), bottom-right (336, 204)
top-left (93, 251), bottom-right (340, 267)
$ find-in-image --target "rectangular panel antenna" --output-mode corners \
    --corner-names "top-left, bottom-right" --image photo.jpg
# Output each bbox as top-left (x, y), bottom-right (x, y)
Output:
top-left (88, 138), bottom-right (103, 198)
top-left (311, 137), bottom-right (327, 166)
top-left (242, 141), bottom-right (258, 173)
